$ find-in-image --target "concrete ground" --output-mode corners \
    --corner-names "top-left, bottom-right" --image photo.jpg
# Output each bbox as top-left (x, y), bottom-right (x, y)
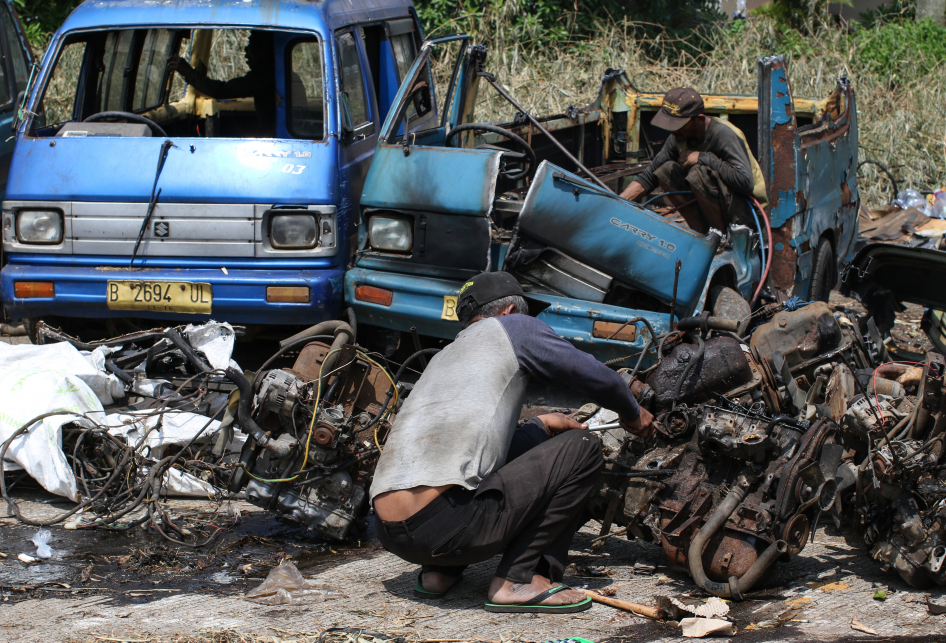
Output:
top-left (1, 494), bottom-right (944, 643)
top-left (1, 293), bottom-right (944, 642)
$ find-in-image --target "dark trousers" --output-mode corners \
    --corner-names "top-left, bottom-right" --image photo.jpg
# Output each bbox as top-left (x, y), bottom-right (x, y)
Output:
top-left (653, 160), bottom-right (753, 234)
top-left (375, 430), bottom-right (603, 584)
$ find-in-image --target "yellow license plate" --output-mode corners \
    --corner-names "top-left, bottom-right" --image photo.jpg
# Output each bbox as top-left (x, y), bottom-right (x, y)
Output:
top-left (107, 281), bottom-right (212, 314)
top-left (441, 295), bottom-right (459, 321)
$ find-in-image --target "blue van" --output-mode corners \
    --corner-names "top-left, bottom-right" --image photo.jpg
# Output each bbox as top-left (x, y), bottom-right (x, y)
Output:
top-left (1, 0), bottom-right (425, 330)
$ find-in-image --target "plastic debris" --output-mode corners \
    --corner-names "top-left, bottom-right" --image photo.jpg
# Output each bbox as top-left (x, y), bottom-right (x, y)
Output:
top-left (669, 596), bottom-right (730, 619)
top-left (244, 560), bottom-right (345, 605)
top-left (680, 617), bottom-right (736, 637)
top-left (30, 528), bottom-right (53, 558)
top-left (17, 553), bottom-right (36, 563)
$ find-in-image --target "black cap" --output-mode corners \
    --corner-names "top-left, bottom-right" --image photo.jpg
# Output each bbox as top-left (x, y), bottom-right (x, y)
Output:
top-left (651, 87), bottom-right (704, 132)
top-left (456, 271), bottom-right (550, 322)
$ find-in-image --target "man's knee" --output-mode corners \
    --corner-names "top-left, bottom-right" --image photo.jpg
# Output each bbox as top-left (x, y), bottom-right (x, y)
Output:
top-left (655, 160), bottom-right (686, 184)
top-left (558, 430), bottom-right (604, 471)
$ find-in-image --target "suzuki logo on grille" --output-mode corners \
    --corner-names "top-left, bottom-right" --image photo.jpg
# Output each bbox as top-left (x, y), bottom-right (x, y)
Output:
top-left (154, 221), bottom-right (170, 238)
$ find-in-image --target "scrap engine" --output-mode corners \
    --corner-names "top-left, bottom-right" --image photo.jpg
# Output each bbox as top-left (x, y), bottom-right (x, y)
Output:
top-left (226, 326), bottom-right (396, 540)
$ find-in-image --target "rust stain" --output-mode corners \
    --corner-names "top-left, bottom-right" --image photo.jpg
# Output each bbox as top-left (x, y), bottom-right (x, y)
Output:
top-left (769, 224), bottom-right (798, 300)
top-left (840, 182), bottom-right (851, 205)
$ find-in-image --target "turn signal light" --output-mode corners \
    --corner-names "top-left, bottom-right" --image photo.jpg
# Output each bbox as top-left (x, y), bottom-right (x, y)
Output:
top-left (355, 284), bottom-right (393, 306)
top-left (14, 281), bottom-right (55, 298)
top-left (266, 286), bottom-right (310, 303)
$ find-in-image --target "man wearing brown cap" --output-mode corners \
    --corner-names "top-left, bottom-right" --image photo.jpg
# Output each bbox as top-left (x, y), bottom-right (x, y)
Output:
top-left (619, 87), bottom-right (768, 234)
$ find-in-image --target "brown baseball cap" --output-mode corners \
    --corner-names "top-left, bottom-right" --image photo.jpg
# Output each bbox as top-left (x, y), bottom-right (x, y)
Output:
top-left (651, 87), bottom-right (704, 132)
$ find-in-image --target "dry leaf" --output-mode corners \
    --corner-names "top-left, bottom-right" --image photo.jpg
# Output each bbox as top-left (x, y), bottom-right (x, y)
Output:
top-left (598, 587), bottom-right (617, 597)
top-left (808, 580), bottom-right (850, 592)
top-left (851, 616), bottom-right (878, 635)
top-left (786, 597), bottom-right (812, 608)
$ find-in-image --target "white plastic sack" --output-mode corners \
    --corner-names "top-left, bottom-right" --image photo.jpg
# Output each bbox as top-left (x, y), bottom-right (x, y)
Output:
top-left (0, 342), bottom-right (107, 501)
top-left (184, 321), bottom-right (237, 371)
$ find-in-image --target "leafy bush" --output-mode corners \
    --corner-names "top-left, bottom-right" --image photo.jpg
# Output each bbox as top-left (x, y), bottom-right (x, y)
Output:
top-left (854, 18), bottom-right (946, 77)
top-left (12, 0), bottom-right (81, 46)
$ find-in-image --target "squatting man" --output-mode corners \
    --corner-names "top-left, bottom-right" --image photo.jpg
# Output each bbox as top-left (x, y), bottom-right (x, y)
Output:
top-left (370, 272), bottom-right (655, 613)
top-left (620, 87), bottom-right (768, 234)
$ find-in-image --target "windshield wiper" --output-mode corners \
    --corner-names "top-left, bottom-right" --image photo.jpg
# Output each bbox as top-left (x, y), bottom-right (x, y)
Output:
top-left (130, 139), bottom-right (176, 267)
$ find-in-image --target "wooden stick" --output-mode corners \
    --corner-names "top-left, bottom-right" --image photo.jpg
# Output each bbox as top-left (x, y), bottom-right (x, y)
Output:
top-left (582, 590), bottom-right (667, 619)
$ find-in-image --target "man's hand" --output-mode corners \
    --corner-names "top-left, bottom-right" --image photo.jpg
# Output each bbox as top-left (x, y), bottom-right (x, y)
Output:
top-left (619, 181), bottom-right (647, 202)
top-left (679, 150), bottom-right (700, 169)
top-left (620, 407), bottom-right (655, 441)
top-left (536, 412), bottom-right (587, 435)
top-left (167, 56), bottom-right (192, 76)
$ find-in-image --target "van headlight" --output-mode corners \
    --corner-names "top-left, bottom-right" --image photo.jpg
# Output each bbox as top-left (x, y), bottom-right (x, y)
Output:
top-left (368, 216), bottom-right (412, 252)
top-left (16, 210), bottom-right (63, 244)
top-left (271, 214), bottom-right (318, 249)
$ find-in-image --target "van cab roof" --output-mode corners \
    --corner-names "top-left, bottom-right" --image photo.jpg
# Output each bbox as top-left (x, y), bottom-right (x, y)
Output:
top-left (63, 0), bottom-right (416, 34)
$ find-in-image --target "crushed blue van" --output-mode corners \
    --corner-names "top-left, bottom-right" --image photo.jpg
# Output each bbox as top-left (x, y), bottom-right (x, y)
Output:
top-left (1, 0), bottom-right (425, 330)
top-left (345, 44), bottom-right (860, 364)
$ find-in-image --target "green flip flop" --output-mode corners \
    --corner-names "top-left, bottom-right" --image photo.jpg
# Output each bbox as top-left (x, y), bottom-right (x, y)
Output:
top-left (413, 571), bottom-right (463, 599)
top-left (484, 585), bottom-right (593, 613)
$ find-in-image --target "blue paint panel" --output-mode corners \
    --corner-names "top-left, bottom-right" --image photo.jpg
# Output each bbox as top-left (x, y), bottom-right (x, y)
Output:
top-left (344, 267), bottom-right (671, 365)
top-left (517, 163), bottom-right (719, 313)
top-left (376, 40), bottom-right (398, 123)
top-left (7, 137), bottom-right (338, 204)
top-left (2, 263), bottom-right (343, 325)
top-left (361, 143), bottom-right (502, 215)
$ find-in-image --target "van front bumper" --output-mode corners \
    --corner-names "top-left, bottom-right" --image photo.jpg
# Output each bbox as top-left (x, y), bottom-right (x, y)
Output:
top-left (2, 258), bottom-right (344, 325)
top-left (344, 267), bottom-right (672, 365)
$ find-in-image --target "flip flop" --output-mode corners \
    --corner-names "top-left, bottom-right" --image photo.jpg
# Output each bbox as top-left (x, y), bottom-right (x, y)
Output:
top-left (484, 585), bottom-right (593, 613)
top-left (413, 571), bottom-right (463, 599)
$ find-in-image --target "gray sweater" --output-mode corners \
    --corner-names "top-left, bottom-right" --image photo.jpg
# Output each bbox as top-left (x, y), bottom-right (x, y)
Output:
top-left (369, 314), bottom-right (641, 500)
top-left (634, 117), bottom-right (765, 206)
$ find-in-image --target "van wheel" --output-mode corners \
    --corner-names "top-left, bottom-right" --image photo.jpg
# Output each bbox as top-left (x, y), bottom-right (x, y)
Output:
top-left (808, 238), bottom-right (836, 303)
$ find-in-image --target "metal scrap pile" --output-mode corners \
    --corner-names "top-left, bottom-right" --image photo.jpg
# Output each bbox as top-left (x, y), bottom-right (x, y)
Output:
top-left (1, 319), bottom-right (403, 547)
top-left (583, 293), bottom-right (946, 597)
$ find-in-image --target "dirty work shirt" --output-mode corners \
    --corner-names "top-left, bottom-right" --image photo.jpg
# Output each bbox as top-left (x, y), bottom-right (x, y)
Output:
top-left (633, 117), bottom-right (768, 209)
top-left (369, 314), bottom-right (641, 500)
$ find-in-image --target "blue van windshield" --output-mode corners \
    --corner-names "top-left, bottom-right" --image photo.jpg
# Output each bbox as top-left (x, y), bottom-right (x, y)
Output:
top-left (35, 28), bottom-right (324, 140)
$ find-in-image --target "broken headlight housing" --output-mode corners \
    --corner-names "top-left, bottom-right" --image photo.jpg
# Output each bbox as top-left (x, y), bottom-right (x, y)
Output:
top-left (368, 215), bottom-right (412, 252)
top-left (271, 213), bottom-right (318, 249)
top-left (16, 210), bottom-right (63, 244)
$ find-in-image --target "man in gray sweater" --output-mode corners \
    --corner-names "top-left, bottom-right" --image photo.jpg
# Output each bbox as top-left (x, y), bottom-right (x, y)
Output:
top-left (620, 87), bottom-right (768, 234)
top-left (370, 272), bottom-right (654, 613)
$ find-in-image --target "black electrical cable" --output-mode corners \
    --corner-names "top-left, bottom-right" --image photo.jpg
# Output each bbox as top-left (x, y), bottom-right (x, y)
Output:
top-left (857, 159), bottom-right (899, 197)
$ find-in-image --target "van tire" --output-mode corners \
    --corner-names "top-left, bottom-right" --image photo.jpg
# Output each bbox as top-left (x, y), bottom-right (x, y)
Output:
top-left (808, 238), bottom-right (836, 303)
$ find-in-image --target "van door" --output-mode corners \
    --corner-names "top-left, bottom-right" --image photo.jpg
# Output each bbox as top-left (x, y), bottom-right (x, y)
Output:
top-left (0, 0), bottom-right (32, 194)
top-left (336, 28), bottom-right (379, 219)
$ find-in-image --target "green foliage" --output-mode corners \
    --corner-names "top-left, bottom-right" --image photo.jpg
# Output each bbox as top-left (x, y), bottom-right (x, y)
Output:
top-left (12, 0), bottom-right (82, 47)
top-left (855, 17), bottom-right (946, 77)
top-left (414, 0), bottom-right (725, 58)
top-left (750, 0), bottom-right (851, 33)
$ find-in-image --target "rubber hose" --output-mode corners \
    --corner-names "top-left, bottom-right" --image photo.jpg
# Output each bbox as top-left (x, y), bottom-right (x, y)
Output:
top-left (867, 377), bottom-right (905, 398)
top-left (223, 366), bottom-right (272, 452)
top-left (688, 483), bottom-right (788, 599)
top-left (677, 314), bottom-right (740, 334)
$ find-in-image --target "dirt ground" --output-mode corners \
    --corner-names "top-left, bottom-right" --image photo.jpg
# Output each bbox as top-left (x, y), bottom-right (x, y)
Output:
top-left (1, 292), bottom-right (945, 643)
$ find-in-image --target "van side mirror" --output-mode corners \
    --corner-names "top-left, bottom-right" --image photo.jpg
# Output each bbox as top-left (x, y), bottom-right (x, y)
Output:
top-left (340, 91), bottom-right (354, 137)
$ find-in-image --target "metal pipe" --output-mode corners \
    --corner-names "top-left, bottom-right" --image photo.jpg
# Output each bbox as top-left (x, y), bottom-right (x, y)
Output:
top-left (669, 260), bottom-right (681, 329)
top-left (278, 320), bottom-right (355, 389)
top-left (481, 73), bottom-right (612, 192)
top-left (686, 482), bottom-right (788, 599)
